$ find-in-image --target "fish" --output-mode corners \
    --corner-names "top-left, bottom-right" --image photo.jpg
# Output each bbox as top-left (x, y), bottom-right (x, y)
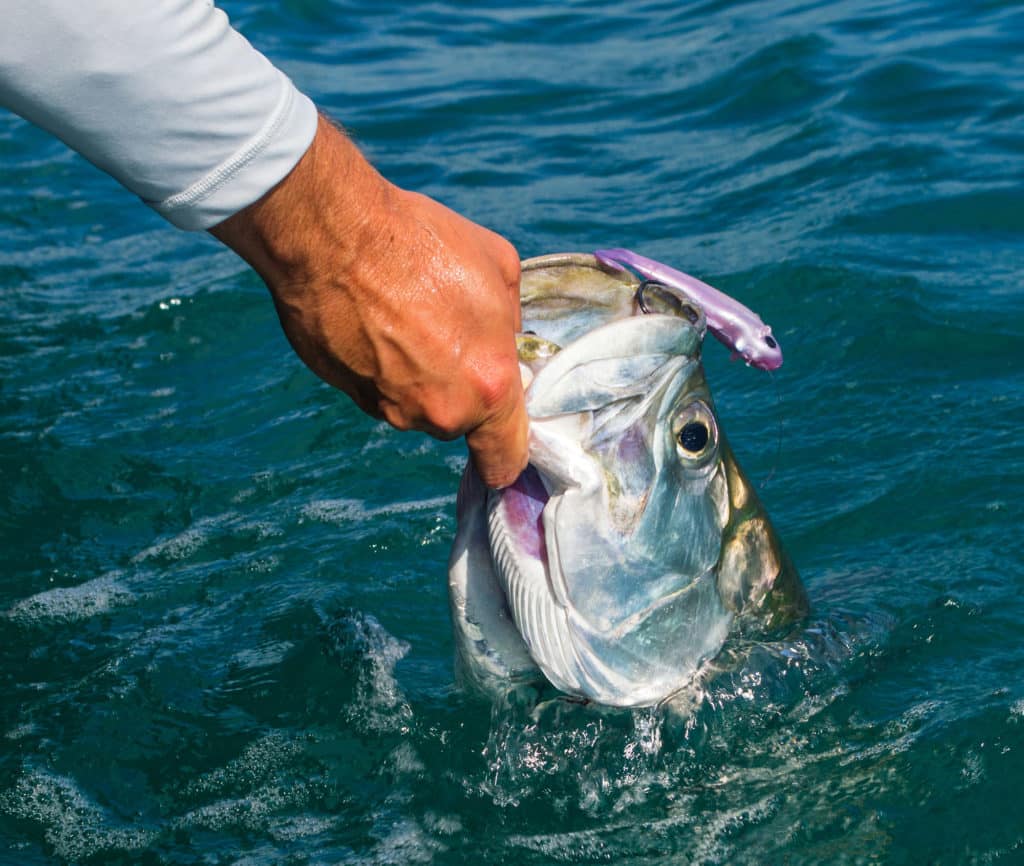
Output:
top-left (593, 248), bottom-right (784, 371)
top-left (448, 253), bottom-right (807, 708)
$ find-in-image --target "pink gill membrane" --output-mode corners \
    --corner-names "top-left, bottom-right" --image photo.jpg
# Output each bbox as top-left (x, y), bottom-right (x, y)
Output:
top-left (500, 465), bottom-right (549, 562)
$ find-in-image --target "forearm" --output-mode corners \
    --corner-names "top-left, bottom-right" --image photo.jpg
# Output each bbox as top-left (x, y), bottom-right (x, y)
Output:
top-left (211, 116), bottom-right (387, 296)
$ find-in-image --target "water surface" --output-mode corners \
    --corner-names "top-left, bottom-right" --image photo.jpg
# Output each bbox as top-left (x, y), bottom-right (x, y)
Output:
top-left (2, 1), bottom-right (1023, 863)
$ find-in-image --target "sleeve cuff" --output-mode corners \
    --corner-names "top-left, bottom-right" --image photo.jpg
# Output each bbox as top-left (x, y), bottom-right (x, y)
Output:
top-left (150, 73), bottom-right (318, 231)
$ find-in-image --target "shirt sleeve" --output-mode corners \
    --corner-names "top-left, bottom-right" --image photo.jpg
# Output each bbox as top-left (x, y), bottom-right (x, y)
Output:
top-left (0, 0), bottom-right (319, 230)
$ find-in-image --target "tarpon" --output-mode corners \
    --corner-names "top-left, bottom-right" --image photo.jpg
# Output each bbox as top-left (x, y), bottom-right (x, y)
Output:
top-left (448, 253), bottom-right (807, 708)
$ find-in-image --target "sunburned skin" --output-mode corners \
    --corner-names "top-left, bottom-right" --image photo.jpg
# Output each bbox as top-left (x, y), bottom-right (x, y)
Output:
top-left (593, 248), bottom-right (783, 371)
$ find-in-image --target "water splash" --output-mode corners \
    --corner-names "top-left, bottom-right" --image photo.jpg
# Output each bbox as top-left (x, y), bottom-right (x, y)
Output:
top-left (323, 609), bottom-right (414, 735)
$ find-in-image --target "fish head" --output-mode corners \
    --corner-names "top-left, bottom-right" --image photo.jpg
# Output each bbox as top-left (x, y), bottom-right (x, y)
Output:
top-left (492, 303), bottom-right (758, 705)
top-left (456, 254), bottom-right (806, 707)
top-left (523, 307), bottom-right (727, 599)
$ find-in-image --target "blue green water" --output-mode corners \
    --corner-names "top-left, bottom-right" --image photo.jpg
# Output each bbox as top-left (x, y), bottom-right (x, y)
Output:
top-left (2, 1), bottom-right (1023, 862)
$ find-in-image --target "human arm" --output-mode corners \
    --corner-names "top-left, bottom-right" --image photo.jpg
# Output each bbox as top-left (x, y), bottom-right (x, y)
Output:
top-left (0, 0), bottom-right (528, 487)
top-left (210, 115), bottom-right (529, 488)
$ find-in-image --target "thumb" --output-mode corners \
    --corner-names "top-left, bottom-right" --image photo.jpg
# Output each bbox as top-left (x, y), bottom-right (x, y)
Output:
top-left (465, 380), bottom-right (529, 489)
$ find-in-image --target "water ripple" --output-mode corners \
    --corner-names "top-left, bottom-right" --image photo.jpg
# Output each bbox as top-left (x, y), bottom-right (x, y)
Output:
top-left (2, 0), bottom-right (1023, 863)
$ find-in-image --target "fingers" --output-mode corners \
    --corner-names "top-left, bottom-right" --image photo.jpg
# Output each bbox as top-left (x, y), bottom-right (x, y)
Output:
top-left (464, 370), bottom-right (529, 489)
top-left (496, 236), bottom-right (523, 333)
top-left (468, 221), bottom-right (522, 333)
top-left (510, 274), bottom-right (523, 333)
top-left (464, 254), bottom-right (527, 488)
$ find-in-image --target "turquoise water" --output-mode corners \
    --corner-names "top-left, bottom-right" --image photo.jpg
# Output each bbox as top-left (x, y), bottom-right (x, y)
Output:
top-left (2, 0), bottom-right (1023, 862)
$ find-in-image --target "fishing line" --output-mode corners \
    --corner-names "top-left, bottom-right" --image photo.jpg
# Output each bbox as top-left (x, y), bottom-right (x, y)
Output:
top-left (759, 368), bottom-right (783, 489)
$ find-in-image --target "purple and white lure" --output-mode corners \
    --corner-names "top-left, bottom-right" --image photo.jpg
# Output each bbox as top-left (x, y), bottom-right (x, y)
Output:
top-left (593, 248), bottom-right (783, 371)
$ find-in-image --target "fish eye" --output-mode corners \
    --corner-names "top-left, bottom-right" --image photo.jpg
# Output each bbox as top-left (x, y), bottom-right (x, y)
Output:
top-left (673, 401), bottom-right (718, 461)
top-left (678, 421), bottom-right (709, 453)
top-left (764, 335), bottom-right (778, 349)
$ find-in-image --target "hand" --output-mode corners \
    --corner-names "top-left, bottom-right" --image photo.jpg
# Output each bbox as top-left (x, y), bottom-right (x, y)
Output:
top-left (210, 115), bottom-right (528, 488)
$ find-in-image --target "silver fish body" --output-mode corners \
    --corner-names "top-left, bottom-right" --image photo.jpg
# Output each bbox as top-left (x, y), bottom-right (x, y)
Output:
top-left (448, 253), bottom-right (807, 708)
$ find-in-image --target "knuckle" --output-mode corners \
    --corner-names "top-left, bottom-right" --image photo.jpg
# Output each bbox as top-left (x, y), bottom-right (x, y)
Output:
top-left (472, 358), bottom-right (520, 414)
top-left (379, 401), bottom-right (414, 432)
top-left (425, 412), bottom-right (464, 440)
top-left (420, 394), bottom-right (470, 440)
top-left (500, 241), bottom-right (521, 285)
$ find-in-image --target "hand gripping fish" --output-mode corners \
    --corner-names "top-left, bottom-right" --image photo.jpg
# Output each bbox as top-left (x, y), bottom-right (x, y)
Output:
top-left (593, 248), bottom-right (783, 371)
top-left (448, 253), bottom-right (807, 708)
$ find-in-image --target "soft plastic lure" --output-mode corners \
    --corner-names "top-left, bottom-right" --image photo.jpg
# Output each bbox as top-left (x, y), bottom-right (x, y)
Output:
top-left (594, 248), bottom-right (783, 370)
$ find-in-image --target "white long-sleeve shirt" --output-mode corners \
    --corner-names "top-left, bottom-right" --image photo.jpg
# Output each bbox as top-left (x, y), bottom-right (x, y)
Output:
top-left (0, 0), bottom-right (318, 230)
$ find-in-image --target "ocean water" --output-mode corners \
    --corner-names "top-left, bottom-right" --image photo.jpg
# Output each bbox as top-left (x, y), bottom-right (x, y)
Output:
top-left (2, 0), bottom-right (1022, 863)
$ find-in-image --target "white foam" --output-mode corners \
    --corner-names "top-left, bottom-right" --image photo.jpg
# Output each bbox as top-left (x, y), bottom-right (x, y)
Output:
top-left (183, 732), bottom-right (302, 798)
top-left (4, 573), bottom-right (135, 625)
top-left (268, 814), bottom-right (339, 842)
top-left (422, 811), bottom-right (463, 836)
top-left (177, 781), bottom-right (313, 833)
top-left (510, 830), bottom-right (601, 860)
top-left (444, 455), bottom-right (468, 474)
top-left (301, 494), bottom-right (455, 526)
top-left (246, 555), bottom-right (281, 574)
top-left (4, 722), bottom-right (39, 741)
top-left (301, 497), bottom-right (363, 523)
top-left (359, 816), bottom-right (443, 865)
top-left (387, 742), bottom-right (425, 774)
top-left (132, 513), bottom-right (235, 562)
top-left (175, 734), bottom-right (328, 839)
top-left (0, 767), bottom-right (155, 860)
top-left (239, 519), bottom-right (285, 539)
